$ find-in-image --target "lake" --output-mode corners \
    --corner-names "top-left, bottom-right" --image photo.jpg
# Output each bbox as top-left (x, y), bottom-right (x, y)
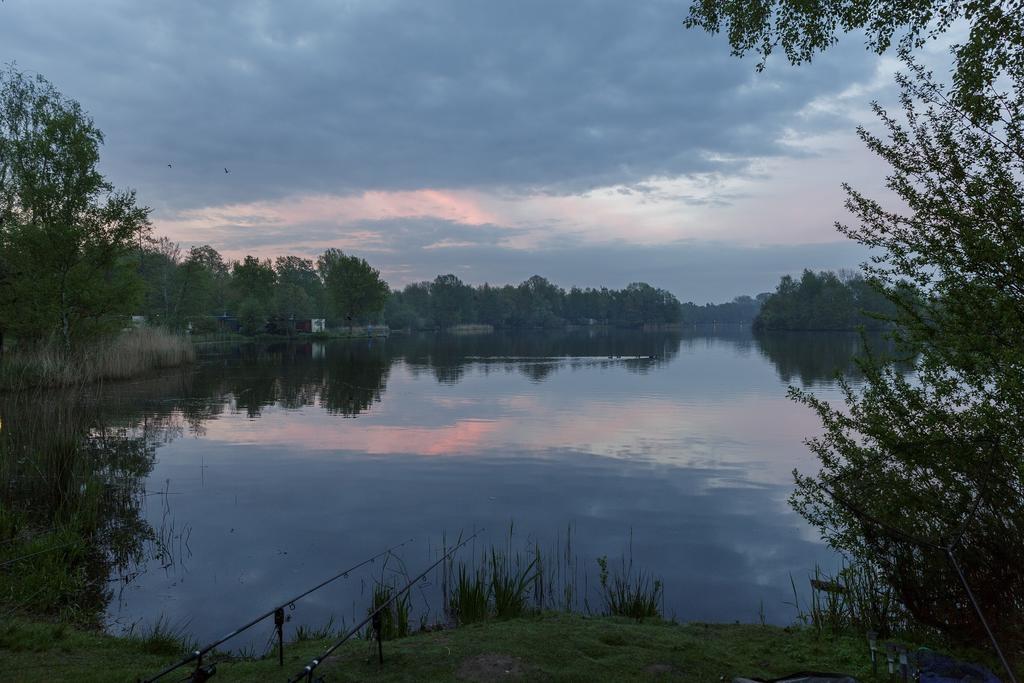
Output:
top-left (2, 327), bottom-right (884, 651)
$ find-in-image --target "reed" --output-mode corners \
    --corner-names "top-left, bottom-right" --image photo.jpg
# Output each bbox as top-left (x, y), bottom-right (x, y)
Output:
top-left (489, 546), bottom-right (539, 619)
top-left (443, 524), bottom-right (662, 626)
top-left (0, 327), bottom-right (194, 390)
top-left (127, 615), bottom-right (198, 656)
top-left (450, 562), bottom-right (490, 625)
top-left (292, 616), bottom-right (343, 642)
top-left (366, 582), bottom-right (412, 640)
top-left (789, 562), bottom-right (912, 638)
top-left (595, 554), bottom-right (663, 621)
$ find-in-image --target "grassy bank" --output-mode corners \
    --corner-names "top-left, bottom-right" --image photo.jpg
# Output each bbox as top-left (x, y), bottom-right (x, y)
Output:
top-left (2, 614), bottom-right (912, 682)
top-left (0, 327), bottom-right (194, 390)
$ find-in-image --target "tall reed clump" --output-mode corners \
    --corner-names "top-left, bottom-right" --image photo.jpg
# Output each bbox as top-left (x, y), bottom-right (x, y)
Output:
top-left (450, 563), bottom-right (489, 625)
top-left (596, 554), bottom-right (663, 621)
top-left (444, 524), bottom-right (661, 626)
top-left (447, 528), bottom-right (538, 625)
top-left (788, 562), bottom-right (912, 638)
top-left (366, 582), bottom-right (412, 641)
top-left (489, 545), bottom-right (538, 619)
top-left (0, 327), bottom-right (194, 390)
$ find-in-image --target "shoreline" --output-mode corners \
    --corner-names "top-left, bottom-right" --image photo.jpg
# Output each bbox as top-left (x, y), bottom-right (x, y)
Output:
top-left (2, 614), bottom-right (933, 682)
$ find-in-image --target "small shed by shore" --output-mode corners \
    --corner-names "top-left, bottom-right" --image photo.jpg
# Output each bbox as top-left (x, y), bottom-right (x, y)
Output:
top-left (216, 314), bottom-right (240, 333)
top-left (294, 318), bottom-right (326, 333)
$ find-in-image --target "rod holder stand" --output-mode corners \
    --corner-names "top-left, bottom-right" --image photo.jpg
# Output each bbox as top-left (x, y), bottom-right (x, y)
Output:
top-left (373, 612), bottom-right (384, 665)
top-left (275, 607), bottom-right (285, 667)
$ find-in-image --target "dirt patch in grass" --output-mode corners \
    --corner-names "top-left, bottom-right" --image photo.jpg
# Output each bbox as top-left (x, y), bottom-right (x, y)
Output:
top-left (456, 653), bottom-right (528, 681)
top-left (643, 662), bottom-right (682, 678)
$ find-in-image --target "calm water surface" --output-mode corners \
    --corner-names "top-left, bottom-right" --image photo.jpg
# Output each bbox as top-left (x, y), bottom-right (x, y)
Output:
top-left (28, 328), bottom-right (885, 646)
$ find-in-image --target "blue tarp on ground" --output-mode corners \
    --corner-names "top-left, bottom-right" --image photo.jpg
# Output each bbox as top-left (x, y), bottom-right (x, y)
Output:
top-left (916, 650), bottom-right (1001, 682)
top-left (733, 674), bottom-right (858, 682)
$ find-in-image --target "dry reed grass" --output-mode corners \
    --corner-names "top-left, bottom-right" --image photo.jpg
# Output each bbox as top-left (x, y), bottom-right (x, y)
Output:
top-left (0, 327), bottom-right (195, 390)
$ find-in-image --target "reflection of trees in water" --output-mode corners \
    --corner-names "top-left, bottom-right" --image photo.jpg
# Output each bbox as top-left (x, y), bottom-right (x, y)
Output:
top-left (678, 324), bottom-right (758, 356)
top-left (190, 341), bottom-right (391, 418)
top-left (752, 330), bottom-right (910, 386)
top-left (0, 387), bottom-right (193, 619)
top-left (319, 344), bottom-right (389, 416)
top-left (390, 329), bottom-right (684, 383)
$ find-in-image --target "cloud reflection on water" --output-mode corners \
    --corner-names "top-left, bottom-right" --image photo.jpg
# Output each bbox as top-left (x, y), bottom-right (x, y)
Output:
top-left (88, 328), bottom-right (900, 645)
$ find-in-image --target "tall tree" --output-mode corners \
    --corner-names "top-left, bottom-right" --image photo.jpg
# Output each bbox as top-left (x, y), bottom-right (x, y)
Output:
top-left (274, 255), bottom-right (323, 321)
top-left (317, 248), bottom-right (388, 324)
top-left (688, 0), bottom-right (1024, 657)
top-left (181, 245), bottom-right (229, 319)
top-left (430, 273), bottom-right (473, 328)
top-left (790, 61), bottom-right (1024, 650)
top-left (0, 67), bottom-right (150, 351)
top-left (231, 255), bottom-right (276, 306)
top-left (138, 236), bottom-right (185, 326)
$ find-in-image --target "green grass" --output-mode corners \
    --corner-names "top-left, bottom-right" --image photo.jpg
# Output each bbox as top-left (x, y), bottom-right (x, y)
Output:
top-left (0, 613), bottom-right (925, 682)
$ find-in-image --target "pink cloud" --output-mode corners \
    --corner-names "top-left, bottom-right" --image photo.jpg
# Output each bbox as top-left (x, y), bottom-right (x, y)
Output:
top-left (153, 188), bottom-right (500, 258)
top-left (206, 415), bottom-right (500, 457)
top-left (197, 392), bottom-right (821, 485)
top-left (149, 140), bottom-right (890, 263)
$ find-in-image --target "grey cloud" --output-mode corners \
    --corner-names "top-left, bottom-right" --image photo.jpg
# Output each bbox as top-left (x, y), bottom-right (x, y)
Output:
top-left (210, 217), bottom-right (528, 253)
top-left (0, 1), bottom-right (882, 213)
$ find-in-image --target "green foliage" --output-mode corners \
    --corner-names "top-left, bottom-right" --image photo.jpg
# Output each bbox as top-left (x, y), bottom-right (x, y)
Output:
top-left (754, 270), bottom-right (900, 331)
top-left (680, 294), bottom-right (765, 324)
top-left (231, 255), bottom-right (276, 307)
top-left (446, 528), bottom-right (658, 627)
top-left (691, 0), bottom-right (1024, 659)
top-left (130, 615), bottom-right (197, 656)
top-left (430, 273), bottom-right (474, 327)
top-left (450, 563), bottom-right (490, 625)
top-left (317, 248), bottom-right (388, 324)
top-left (0, 66), bottom-right (150, 351)
top-left (489, 547), bottom-right (539, 620)
top-left (237, 297), bottom-right (266, 336)
top-left (447, 550), bottom-right (538, 625)
top-left (388, 275), bottom-right (685, 330)
top-left (367, 583), bottom-right (411, 641)
top-left (274, 255), bottom-right (322, 321)
top-left (787, 564), bottom-right (910, 640)
top-left (291, 616), bottom-right (342, 643)
top-left (786, 57), bottom-right (1024, 651)
top-left (596, 555), bottom-right (663, 622)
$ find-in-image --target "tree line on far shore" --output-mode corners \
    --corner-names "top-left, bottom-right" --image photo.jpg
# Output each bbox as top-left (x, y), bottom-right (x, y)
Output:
top-left (385, 275), bottom-right (765, 330)
top-left (753, 269), bottom-right (904, 331)
top-left (135, 239), bottom-right (390, 336)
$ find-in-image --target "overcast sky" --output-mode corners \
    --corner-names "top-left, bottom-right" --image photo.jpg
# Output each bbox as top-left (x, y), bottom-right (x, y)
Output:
top-left (1, 1), bottom-right (911, 301)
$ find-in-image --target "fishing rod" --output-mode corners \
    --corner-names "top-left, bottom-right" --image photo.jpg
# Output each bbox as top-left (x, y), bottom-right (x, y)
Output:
top-left (0, 542), bottom-right (75, 569)
top-left (144, 537), bottom-right (414, 682)
top-left (288, 530), bottom-right (481, 683)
